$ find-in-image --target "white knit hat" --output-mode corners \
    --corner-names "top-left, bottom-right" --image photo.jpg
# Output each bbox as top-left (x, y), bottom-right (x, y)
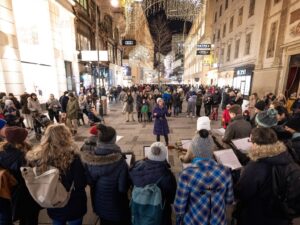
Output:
top-left (197, 116), bottom-right (211, 131)
top-left (156, 97), bottom-right (163, 104)
top-left (147, 142), bottom-right (167, 161)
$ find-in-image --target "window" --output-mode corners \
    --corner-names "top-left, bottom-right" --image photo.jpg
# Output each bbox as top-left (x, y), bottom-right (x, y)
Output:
top-left (223, 23), bottom-right (227, 37)
top-left (227, 44), bottom-right (231, 61)
top-left (217, 29), bottom-right (221, 40)
top-left (215, 12), bottom-right (218, 22)
top-left (267, 22), bottom-right (278, 58)
top-left (76, 0), bottom-right (87, 10)
top-left (219, 5), bottom-right (222, 17)
top-left (225, 0), bottom-right (229, 9)
top-left (238, 7), bottom-right (243, 26)
top-left (76, 33), bottom-right (91, 50)
top-left (245, 33), bottom-right (252, 55)
top-left (290, 8), bottom-right (300, 24)
top-left (274, 0), bottom-right (281, 4)
top-left (221, 48), bottom-right (224, 63)
top-left (213, 34), bottom-right (216, 43)
top-left (249, 0), bottom-right (255, 17)
top-left (234, 39), bottom-right (240, 58)
top-left (229, 16), bottom-right (234, 33)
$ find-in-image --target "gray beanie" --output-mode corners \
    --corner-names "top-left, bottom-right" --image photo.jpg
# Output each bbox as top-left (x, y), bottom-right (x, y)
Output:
top-left (190, 136), bottom-right (213, 159)
top-left (255, 109), bottom-right (278, 128)
top-left (147, 142), bottom-right (167, 161)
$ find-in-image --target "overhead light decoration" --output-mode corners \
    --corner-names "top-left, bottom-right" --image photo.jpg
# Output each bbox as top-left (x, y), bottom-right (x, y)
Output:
top-left (111, 0), bottom-right (120, 7)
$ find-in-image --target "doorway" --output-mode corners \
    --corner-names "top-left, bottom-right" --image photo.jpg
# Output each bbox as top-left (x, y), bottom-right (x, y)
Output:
top-left (285, 54), bottom-right (300, 98)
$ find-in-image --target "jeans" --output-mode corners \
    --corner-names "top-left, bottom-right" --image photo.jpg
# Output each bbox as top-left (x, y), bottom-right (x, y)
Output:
top-left (52, 218), bottom-right (83, 225)
top-left (0, 198), bottom-right (12, 225)
top-left (173, 106), bottom-right (180, 116)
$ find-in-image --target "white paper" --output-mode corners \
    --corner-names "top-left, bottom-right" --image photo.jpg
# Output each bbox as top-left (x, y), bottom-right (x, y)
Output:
top-left (144, 146), bottom-right (169, 162)
top-left (232, 138), bottom-right (252, 154)
top-left (213, 128), bottom-right (226, 136)
top-left (116, 136), bottom-right (123, 143)
top-left (183, 163), bottom-right (192, 169)
top-left (125, 154), bottom-right (132, 166)
top-left (181, 139), bottom-right (192, 150)
top-left (213, 149), bottom-right (242, 170)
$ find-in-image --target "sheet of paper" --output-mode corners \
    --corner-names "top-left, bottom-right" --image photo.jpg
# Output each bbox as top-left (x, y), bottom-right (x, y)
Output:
top-left (182, 163), bottom-right (192, 169)
top-left (144, 146), bottom-right (169, 162)
top-left (213, 149), bottom-right (242, 170)
top-left (232, 138), bottom-right (252, 154)
top-left (213, 128), bottom-right (226, 136)
top-left (116, 136), bottom-right (123, 143)
top-left (125, 154), bottom-right (132, 166)
top-left (181, 139), bottom-right (192, 150)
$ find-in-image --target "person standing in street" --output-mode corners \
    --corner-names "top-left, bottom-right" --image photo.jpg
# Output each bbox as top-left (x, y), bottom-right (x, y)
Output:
top-left (153, 98), bottom-right (171, 146)
top-left (20, 92), bottom-right (33, 130)
top-left (66, 93), bottom-right (79, 135)
top-left (46, 94), bottom-right (61, 123)
top-left (196, 91), bottom-right (203, 117)
top-left (59, 91), bottom-right (69, 123)
top-left (125, 92), bottom-right (135, 122)
top-left (211, 89), bottom-right (222, 121)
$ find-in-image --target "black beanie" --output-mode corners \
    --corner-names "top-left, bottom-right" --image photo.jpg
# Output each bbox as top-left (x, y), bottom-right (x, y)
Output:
top-left (98, 124), bottom-right (116, 143)
top-left (255, 101), bottom-right (266, 111)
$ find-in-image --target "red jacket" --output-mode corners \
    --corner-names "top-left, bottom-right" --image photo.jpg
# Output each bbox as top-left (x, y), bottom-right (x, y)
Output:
top-left (222, 109), bottom-right (231, 128)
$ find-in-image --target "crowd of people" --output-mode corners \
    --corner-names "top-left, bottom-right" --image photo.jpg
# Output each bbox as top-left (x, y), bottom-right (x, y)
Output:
top-left (0, 84), bottom-right (300, 225)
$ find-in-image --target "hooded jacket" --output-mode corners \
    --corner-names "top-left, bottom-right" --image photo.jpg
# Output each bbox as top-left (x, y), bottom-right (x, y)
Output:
top-left (223, 115), bottom-right (252, 143)
top-left (234, 142), bottom-right (291, 225)
top-left (80, 143), bottom-right (130, 222)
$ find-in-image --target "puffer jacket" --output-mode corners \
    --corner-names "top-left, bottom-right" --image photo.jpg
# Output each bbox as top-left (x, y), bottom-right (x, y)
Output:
top-left (80, 143), bottom-right (130, 222)
top-left (129, 159), bottom-right (177, 225)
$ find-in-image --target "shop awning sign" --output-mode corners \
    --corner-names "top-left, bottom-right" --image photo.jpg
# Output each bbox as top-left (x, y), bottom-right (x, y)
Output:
top-left (196, 43), bottom-right (211, 55)
top-left (122, 39), bottom-right (136, 46)
top-left (196, 50), bottom-right (211, 55)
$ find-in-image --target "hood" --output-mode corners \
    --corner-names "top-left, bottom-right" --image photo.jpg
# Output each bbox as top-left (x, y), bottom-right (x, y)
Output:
top-left (129, 159), bottom-right (170, 187)
top-left (0, 144), bottom-right (24, 169)
top-left (249, 141), bottom-right (288, 162)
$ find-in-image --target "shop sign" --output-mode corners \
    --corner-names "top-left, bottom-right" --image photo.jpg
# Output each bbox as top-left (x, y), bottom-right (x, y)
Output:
top-left (122, 39), bottom-right (136, 46)
top-left (236, 69), bottom-right (247, 76)
top-left (234, 65), bottom-right (255, 76)
top-left (197, 44), bottom-right (211, 49)
top-left (196, 50), bottom-right (210, 55)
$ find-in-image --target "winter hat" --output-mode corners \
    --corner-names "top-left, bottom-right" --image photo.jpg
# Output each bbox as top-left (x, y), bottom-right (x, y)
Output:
top-left (5, 99), bottom-right (13, 107)
top-left (147, 142), bottom-right (167, 161)
top-left (255, 101), bottom-right (266, 111)
top-left (0, 119), bottom-right (6, 129)
top-left (90, 125), bottom-right (98, 136)
top-left (190, 136), bottom-right (213, 159)
top-left (285, 118), bottom-right (300, 132)
top-left (229, 104), bottom-right (242, 115)
top-left (156, 97), bottom-right (163, 104)
top-left (5, 126), bottom-right (28, 144)
top-left (197, 116), bottom-right (211, 131)
top-left (98, 124), bottom-right (116, 143)
top-left (255, 109), bottom-right (278, 128)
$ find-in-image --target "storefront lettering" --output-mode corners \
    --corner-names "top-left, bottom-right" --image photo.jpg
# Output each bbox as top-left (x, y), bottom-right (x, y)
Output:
top-left (237, 69), bottom-right (247, 76)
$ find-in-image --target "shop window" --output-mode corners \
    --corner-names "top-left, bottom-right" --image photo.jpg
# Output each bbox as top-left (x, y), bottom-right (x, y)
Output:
top-left (225, 0), bottom-right (229, 9)
top-left (75, 0), bottom-right (87, 10)
top-left (267, 21), bottom-right (278, 58)
top-left (245, 33), bottom-right (252, 55)
top-left (77, 33), bottom-right (91, 50)
top-left (219, 5), bottom-right (222, 17)
top-left (227, 44), bottom-right (231, 62)
top-left (234, 39), bottom-right (240, 59)
top-left (223, 23), bottom-right (226, 38)
top-left (229, 16), bottom-right (234, 33)
top-left (238, 7), bottom-right (243, 26)
top-left (249, 0), bottom-right (255, 18)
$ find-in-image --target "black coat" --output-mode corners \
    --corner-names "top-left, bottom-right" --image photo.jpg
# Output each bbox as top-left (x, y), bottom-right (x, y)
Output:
top-left (291, 135), bottom-right (300, 161)
top-left (47, 156), bottom-right (87, 221)
top-left (80, 143), bottom-right (130, 222)
top-left (0, 144), bottom-right (41, 221)
top-left (235, 146), bottom-right (292, 225)
top-left (129, 159), bottom-right (177, 225)
top-left (59, 95), bottom-right (69, 113)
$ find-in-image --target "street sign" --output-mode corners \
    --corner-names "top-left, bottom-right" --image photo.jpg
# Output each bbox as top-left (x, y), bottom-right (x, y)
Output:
top-left (197, 44), bottom-right (211, 49)
top-left (196, 50), bottom-right (211, 55)
top-left (122, 39), bottom-right (136, 46)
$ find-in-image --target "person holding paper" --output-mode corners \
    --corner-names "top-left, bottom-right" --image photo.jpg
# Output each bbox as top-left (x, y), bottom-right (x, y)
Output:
top-left (174, 132), bottom-right (234, 225)
top-left (234, 127), bottom-right (291, 225)
top-left (223, 105), bottom-right (252, 143)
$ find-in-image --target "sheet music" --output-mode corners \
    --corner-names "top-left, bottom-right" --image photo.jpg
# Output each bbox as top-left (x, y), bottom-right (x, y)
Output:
top-left (182, 163), bottom-right (192, 169)
top-left (181, 139), bottom-right (192, 150)
top-left (232, 138), bottom-right (252, 153)
top-left (116, 136), bottom-right (123, 143)
top-left (213, 128), bottom-right (226, 136)
top-left (144, 146), bottom-right (169, 162)
top-left (214, 149), bottom-right (242, 170)
top-left (125, 154), bottom-right (132, 166)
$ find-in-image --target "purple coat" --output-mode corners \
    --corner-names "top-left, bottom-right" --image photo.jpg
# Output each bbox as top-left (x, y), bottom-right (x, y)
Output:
top-left (153, 106), bottom-right (170, 135)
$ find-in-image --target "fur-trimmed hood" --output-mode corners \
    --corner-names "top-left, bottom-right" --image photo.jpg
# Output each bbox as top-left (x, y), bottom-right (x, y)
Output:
top-left (249, 141), bottom-right (287, 161)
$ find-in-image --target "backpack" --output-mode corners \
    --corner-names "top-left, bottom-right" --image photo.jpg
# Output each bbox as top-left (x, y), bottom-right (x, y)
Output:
top-left (271, 163), bottom-right (300, 219)
top-left (131, 177), bottom-right (165, 225)
top-left (20, 166), bottom-right (74, 208)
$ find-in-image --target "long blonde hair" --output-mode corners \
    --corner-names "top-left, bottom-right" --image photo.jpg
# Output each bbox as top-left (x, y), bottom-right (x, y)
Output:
top-left (28, 124), bottom-right (77, 172)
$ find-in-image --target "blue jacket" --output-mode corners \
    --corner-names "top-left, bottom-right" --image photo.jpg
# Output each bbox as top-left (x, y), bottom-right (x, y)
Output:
top-left (80, 143), bottom-right (130, 222)
top-left (162, 92), bottom-right (172, 104)
top-left (129, 159), bottom-right (177, 225)
top-left (153, 106), bottom-right (170, 136)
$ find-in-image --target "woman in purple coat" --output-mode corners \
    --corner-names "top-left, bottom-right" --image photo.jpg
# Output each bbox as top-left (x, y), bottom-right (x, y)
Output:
top-left (153, 98), bottom-right (171, 146)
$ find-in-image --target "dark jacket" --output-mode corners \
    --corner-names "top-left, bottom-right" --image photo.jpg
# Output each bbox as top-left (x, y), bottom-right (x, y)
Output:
top-left (223, 115), bottom-right (252, 143)
top-left (234, 143), bottom-right (291, 225)
top-left (136, 95), bottom-right (143, 112)
top-left (47, 156), bottom-right (87, 221)
top-left (222, 92), bottom-right (230, 109)
top-left (153, 106), bottom-right (170, 136)
top-left (129, 159), bottom-right (177, 225)
top-left (20, 93), bottom-right (30, 114)
top-left (172, 94), bottom-right (181, 107)
top-left (80, 143), bottom-right (130, 222)
top-left (59, 95), bottom-right (69, 113)
top-left (196, 94), bottom-right (202, 106)
top-left (212, 92), bottom-right (222, 106)
top-left (290, 134), bottom-right (300, 161)
top-left (0, 144), bottom-right (40, 221)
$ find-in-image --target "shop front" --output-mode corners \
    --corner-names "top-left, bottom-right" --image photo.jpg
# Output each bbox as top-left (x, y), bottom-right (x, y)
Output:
top-left (233, 64), bottom-right (255, 97)
top-left (218, 70), bottom-right (234, 87)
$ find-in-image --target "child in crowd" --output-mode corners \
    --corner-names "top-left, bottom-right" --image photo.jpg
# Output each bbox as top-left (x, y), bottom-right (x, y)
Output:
top-left (141, 99), bottom-right (149, 122)
top-left (222, 104), bottom-right (231, 129)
